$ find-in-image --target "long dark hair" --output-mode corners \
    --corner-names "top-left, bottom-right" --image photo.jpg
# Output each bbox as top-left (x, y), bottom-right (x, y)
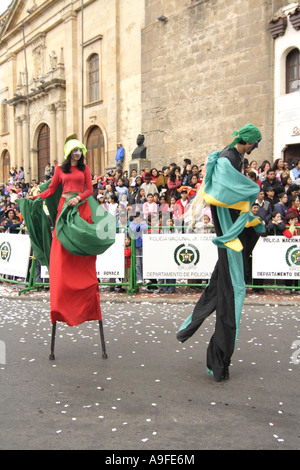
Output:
top-left (61, 153), bottom-right (86, 173)
top-left (169, 166), bottom-right (181, 182)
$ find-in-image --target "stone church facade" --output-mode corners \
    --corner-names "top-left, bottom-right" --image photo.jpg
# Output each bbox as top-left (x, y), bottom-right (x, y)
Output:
top-left (0, 0), bottom-right (299, 182)
top-left (0, 0), bottom-right (145, 182)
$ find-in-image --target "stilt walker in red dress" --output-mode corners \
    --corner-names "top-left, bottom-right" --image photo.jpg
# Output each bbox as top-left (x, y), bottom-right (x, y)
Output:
top-left (27, 138), bottom-right (114, 360)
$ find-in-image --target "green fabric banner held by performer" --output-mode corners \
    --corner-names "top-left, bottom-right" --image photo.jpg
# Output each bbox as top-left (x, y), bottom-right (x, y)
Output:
top-left (177, 124), bottom-right (265, 382)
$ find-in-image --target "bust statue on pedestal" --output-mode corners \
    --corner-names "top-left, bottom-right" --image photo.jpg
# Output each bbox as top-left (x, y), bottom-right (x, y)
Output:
top-left (132, 134), bottom-right (147, 159)
top-left (129, 134), bottom-right (151, 175)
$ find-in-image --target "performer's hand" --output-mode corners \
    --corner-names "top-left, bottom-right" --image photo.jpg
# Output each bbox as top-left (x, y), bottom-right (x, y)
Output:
top-left (67, 196), bottom-right (80, 207)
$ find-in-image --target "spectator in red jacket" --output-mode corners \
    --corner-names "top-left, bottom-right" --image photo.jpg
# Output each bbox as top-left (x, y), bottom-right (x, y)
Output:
top-left (283, 212), bottom-right (300, 238)
top-left (167, 166), bottom-right (182, 200)
top-left (286, 196), bottom-right (300, 224)
top-left (123, 234), bottom-right (131, 293)
top-left (173, 188), bottom-right (189, 232)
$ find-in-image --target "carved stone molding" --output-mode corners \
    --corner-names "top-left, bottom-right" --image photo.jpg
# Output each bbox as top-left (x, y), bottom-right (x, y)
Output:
top-left (268, 16), bottom-right (288, 39)
top-left (289, 7), bottom-right (300, 30)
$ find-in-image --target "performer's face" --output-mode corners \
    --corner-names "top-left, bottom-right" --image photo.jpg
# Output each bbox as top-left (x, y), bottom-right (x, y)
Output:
top-left (71, 148), bottom-right (82, 162)
top-left (245, 142), bottom-right (256, 154)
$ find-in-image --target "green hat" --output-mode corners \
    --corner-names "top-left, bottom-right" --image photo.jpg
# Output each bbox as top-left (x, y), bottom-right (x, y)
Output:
top-left (229, 124), bottom-right (262, 149)
top-left (64, 139), bottom-right (87, 159)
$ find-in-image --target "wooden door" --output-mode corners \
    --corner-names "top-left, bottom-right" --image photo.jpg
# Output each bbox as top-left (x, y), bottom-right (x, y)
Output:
top-left (37, 124), bottom-right (50, 183)
top-left (86, 126), bottom-right (104, 176)
top-left (284, 144), bottom-right (300, 166)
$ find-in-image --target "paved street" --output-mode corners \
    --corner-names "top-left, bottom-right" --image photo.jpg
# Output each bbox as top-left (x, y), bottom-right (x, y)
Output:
top-left (0, 293), bottom-right (299, 451)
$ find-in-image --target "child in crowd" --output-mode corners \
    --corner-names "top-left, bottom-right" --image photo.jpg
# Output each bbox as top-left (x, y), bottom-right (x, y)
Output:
top-left (264, 187), bottom-right (275, 211)
top-left (267, 211), bottom-right (286, 235)
top-left (173, 188), bottom-right (189, 232)
top-left (282, 212), bottom-right (300, 292)
top-left (129, 212), bottom-right (148, 285)
top-left (123, 234), bottom-right (131, 293)
top-left (160, 215), bottom-right (176, 293)
top-left (158, 195), bottom-right (170, 214)
top-left (116, 177), bottom-right (129, 200)
top-left (195, 206), bottom-right (214, 233)
top-left (108, 194), bottom-right (119, 217)
top-left (169, 196), bottom-right (176, 214)
top-left (147, 212), bottom-right (159, 234)
top-left (283, 212), bottom-right (300, 238)
top-left (143, 193), bottom-right (158, 218)
top-left (97, 194), bottom-right (109, 210)
top-left (120, 194), bottom-right (128, 209)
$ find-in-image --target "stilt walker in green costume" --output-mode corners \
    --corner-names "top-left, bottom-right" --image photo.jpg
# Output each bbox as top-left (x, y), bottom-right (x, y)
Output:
top-left (177, 124), bottom-right (265, 382)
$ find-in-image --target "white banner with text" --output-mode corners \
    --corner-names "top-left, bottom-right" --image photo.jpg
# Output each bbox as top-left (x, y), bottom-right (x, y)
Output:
top-left (0, 233), bottom-right (31, 278)
top-left (252, 236), bottom-right (300, 279)
top-left (142, 233), bottom-right (218, 279)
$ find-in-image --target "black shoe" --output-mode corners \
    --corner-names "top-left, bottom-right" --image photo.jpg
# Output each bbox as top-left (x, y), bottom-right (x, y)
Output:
top-left (213, 367), bottom-right (229, 382)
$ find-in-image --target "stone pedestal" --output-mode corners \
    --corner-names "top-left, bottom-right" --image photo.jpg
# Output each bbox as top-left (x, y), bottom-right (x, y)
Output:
top-left (128, 158), bottom-right (151, 176)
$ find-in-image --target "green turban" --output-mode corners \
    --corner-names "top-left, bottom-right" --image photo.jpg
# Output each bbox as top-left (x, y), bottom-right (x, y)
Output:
top-left (229, 124), bottom-right (262, 150)
top-left (64, 139), bottom-right (87, 159)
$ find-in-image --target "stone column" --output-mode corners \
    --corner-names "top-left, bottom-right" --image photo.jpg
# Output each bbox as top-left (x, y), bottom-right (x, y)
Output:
top-left (48, 103), bottom-right (57, 165)
top-left (63, 11), bottom-right (78, 136)
top-left (55, 100), bottom-right (66, 162)
top-left (21, 114), bottom-right (30, 182)
top-left (15, 116), bottom-right (23, 170)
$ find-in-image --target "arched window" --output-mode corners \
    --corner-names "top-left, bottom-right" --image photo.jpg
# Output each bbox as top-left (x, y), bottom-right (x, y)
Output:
top-left (37, 124), bottom-right (50, 183)
top-left (286, 48), bottom-right (300, 94)
top-left (88, 54), bottom-right (99, 102)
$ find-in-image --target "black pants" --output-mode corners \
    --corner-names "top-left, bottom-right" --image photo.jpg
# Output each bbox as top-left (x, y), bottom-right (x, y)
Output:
top-left (177, 206), bottom-right (259, 380)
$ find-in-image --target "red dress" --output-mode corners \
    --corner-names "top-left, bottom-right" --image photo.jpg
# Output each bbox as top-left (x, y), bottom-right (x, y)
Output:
top-left (34, 165), bottom-right (102, 326)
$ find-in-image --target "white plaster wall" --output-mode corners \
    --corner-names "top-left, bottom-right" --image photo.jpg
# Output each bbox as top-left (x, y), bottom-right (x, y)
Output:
top-left (274, 10), bottom-right (300, 159)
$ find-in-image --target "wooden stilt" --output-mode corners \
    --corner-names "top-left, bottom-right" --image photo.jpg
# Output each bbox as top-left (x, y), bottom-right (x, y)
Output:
top-left (49, 320), bottom-right (107, 360)
top-left (49, 322), bottom-right (56, 360)
top-left (99, 320), bottom-right (108, 359)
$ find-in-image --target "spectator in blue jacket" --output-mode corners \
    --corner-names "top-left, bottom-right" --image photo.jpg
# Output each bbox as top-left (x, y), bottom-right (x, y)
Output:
top-left (116, 177), bottom-right (129, 201)
top-left (129, 212), bottom-right (148, 284)
top-left (290, 159), bottom-right (300, 181)
top-left (115, 143), bottom-right (125, 171)
top-left (255, 190), bottom-right (272, 222)
top-left (274, 192), bottom-right (288, 221)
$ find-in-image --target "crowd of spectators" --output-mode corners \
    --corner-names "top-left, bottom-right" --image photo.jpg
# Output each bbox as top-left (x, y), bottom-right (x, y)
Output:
top-left (247, 158), bottom-right (300, 232)
top-left (1, 157), bottom-right (300, 292)
top-left (93, 160), bottom-right (212, 234)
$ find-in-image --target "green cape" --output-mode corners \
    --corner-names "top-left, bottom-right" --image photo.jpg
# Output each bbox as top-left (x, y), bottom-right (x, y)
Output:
top-left (202, 150), bottom-right (265, 251)
top-left (19, 196), bottom-right (52, 269)
top-left (20, 178), bottom-right (116, 267)
top-left (56, 194), bottom-right (116, 257)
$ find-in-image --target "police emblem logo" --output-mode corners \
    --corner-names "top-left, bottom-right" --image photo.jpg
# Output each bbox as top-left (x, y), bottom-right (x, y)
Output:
top-left (0, 241), bottom-right (11, 263)
top-left (286, 244), bottom-right (300, 270)
top-left (174, 243), bottom-right (200, 270)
